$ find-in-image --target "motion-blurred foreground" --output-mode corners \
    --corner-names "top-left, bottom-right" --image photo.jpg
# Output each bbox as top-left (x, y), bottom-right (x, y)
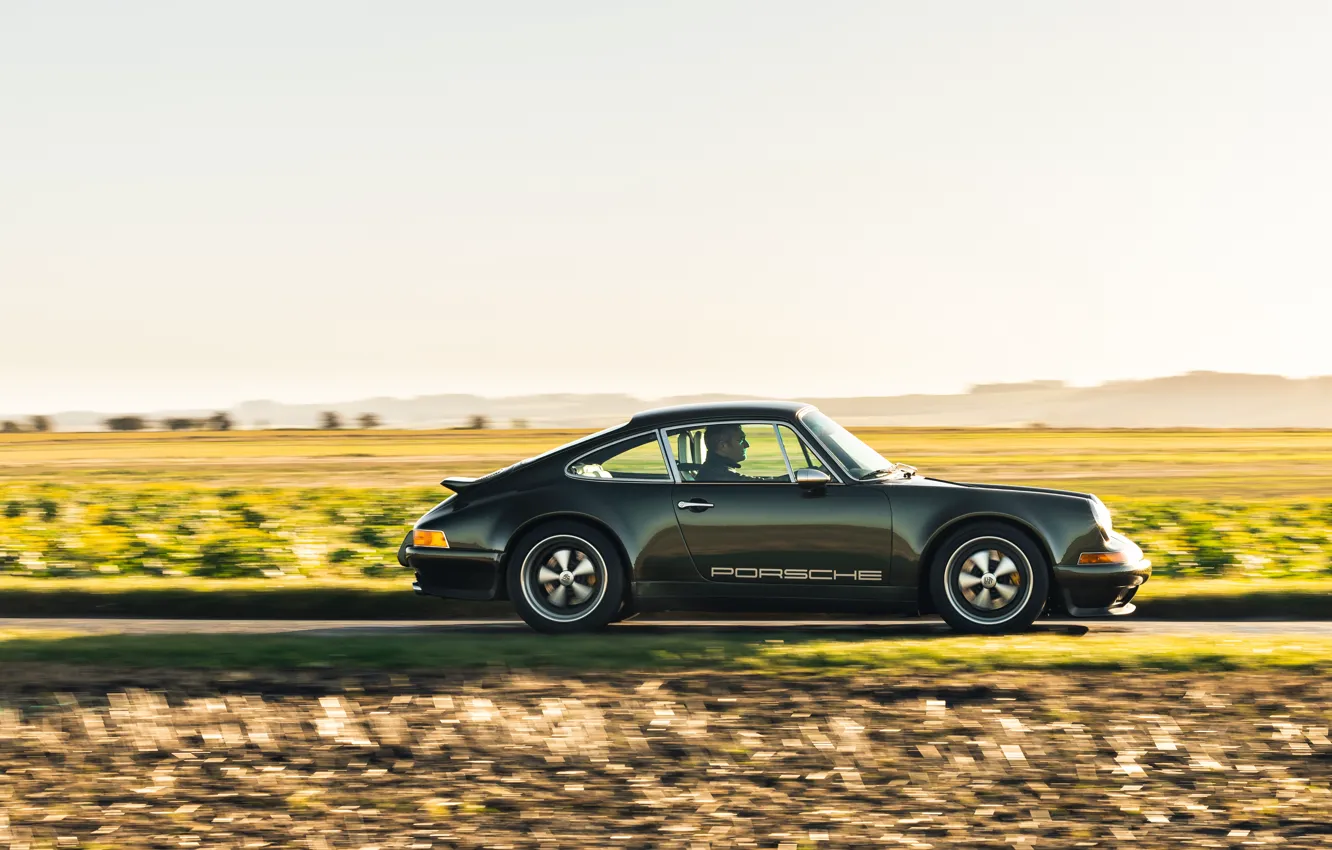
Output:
top-left (0, 670), bottom-right (1328, 848)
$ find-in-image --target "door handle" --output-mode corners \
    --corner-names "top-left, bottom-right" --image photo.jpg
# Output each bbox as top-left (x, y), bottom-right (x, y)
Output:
top-left (677, 500), bottom-right (714, 511)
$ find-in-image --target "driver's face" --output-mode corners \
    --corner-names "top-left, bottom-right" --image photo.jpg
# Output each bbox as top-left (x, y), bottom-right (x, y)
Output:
top-left (716, 428), bottom-right (748, 463)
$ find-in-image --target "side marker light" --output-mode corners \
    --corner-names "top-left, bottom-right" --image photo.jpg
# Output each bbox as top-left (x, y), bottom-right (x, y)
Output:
top-left (413, 530), bottom-right (449, 548)
top-left (1078, 551), bottom-right (1130, 565)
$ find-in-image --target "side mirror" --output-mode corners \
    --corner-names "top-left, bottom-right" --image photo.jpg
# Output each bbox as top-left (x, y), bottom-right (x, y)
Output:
top-left (795, 468), bottom-right (831, 489)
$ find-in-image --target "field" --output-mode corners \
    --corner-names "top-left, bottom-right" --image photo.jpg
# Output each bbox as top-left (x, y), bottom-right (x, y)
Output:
top-left (0, 662), bottom-right (1329, 848)
top-left (5, 427), bottom-right (1332, 497)
top-left (1, 628), bottom-right (1331, 848)
top-left (3, 428), bottom-right (1332, 847)
top-left (2, 428), bottom-right (1330, 584)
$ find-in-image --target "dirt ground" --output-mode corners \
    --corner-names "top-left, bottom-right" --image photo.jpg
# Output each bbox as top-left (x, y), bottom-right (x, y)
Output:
top-left (0, 667), bottom-right (1329, 849)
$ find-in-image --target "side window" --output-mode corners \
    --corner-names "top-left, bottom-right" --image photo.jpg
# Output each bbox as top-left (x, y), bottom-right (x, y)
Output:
top-left (666, 423), bottom-right (793, 483)
top-left (777, 425), bottom-right (831, 475)
top-left (568, 433), bottom-right (670, 481)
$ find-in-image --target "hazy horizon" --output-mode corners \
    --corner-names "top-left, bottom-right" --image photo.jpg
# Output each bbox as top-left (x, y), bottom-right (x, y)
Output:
top-left (4, 1), bottom-right (1330, 413)
top-left (3, 369), bottom-right (1328, 421)
top-left (7, 368), bottom-right (1332, 417)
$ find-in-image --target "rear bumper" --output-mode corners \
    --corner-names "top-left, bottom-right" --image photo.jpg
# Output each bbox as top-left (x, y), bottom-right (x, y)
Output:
top-left (405, 546), bottom-right (505, 601)
top-left (1053, 557), bottom-right (1152, 617)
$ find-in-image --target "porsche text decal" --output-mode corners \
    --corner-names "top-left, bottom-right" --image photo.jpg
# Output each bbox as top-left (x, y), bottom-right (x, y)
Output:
top-left (710, 567), bottom-right (883, 582)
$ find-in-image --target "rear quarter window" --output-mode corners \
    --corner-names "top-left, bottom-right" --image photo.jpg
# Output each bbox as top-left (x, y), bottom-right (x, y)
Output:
top-left (568, 433), bottom-right (671, 481)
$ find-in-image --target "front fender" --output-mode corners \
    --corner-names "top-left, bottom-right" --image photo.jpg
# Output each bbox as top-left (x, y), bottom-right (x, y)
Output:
top-left (888, 482), bottom-right (1100, 590)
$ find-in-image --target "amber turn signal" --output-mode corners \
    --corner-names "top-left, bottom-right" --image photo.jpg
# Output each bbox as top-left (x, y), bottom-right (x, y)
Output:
top-left (1077, 551), bottom-right (1129, 565)
top-left (413, 530), bottom-right (449, 548)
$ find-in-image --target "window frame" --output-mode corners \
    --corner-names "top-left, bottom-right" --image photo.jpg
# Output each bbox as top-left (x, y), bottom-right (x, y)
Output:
top-left (776, 423), bottom-right (830, 476)
top-left (563, 430), bottom-right (675, 484)
top-left (660, 419), bottom-right (845, 485)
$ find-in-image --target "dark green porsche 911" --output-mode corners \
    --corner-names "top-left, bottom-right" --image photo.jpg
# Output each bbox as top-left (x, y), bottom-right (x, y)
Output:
top-left (398, 401), bottom-right (1151, 634)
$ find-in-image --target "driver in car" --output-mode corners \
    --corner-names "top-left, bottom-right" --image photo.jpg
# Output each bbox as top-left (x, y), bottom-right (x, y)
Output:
top-left (696, 424), bottom-right (748, 481)
top-left (696, 424), bottom-right (786, 482)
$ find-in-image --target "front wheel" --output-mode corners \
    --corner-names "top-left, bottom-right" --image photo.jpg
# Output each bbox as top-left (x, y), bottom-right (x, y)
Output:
top-left (929, 523), bottom-right (1049, 634)
top-left (507, 523), bottom-right (625, 634)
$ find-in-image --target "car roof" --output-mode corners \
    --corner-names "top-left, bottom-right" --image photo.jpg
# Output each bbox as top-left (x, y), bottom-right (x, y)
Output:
top-left (627, 400), bottom-right (812, 429)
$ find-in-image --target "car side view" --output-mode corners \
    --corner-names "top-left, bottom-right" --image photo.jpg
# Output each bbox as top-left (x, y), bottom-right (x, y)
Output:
top-left (398, 402), bottom-right (1151, 634)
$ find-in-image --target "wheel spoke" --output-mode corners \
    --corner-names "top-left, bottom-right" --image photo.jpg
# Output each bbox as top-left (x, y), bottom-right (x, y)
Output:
top-left (967, 550), bottom-right (991, 573)
top-left (993, 583), bottom-right (1018, 602)
top-left (525, 540), bottom-right (610, 619)
top-left (993, 557), bottom-right (1018, 579)
top-left (571, 560), bottom-right (596, 578)
top-left (958, 572), bottom-right (983, 590)
top-left (569, 582), bottom-right (593, 602)
top-left (973, 587), bottom-right (991, 609)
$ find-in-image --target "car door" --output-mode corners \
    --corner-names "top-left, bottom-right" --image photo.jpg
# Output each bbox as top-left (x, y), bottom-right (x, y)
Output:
top-left (666, 421), bottom-right (896, 597)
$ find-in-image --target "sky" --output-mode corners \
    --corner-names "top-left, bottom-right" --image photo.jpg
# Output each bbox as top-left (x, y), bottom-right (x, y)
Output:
top-left (2, 1), bottom-right (1330, 413)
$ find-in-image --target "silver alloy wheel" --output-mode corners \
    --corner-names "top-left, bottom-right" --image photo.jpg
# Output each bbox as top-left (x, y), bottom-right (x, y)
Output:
top-left (942, 536), bottom-right (1034, 626)
top-left (519, 535), bottom-right (608, 623)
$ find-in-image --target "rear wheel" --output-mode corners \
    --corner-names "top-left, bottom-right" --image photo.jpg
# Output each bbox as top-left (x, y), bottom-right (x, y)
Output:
top-left (929, 523), bottom-right (1049, 634)
top-left (507, 523), bottom-right (625, 634)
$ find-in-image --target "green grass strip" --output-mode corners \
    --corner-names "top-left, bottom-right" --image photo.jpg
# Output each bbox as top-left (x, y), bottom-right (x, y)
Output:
top-left (0, 630), bottom-right (1329, 673)
top-left (0, 576), bottom-right (509, 619)
top-left (1132, 577), bottom-right (1332, 619)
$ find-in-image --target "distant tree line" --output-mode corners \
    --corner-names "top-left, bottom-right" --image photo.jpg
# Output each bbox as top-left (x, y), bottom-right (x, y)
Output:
top-left (103, 412), bottom-right (234, 432)
top-left (317, 413), bottom-right (384, 429)
top-left (98, 411), bottom-right (390, 431)
top-left (9, 410), bottom-right (532, 432)
top-left (320, 413), bottom-right (513, 431)
top-left (315, 414), bottom-right (524, 431)
top-left (0, 416), bottom-right (52, 433)
top-left (2, 410), bottom-right (511, 432)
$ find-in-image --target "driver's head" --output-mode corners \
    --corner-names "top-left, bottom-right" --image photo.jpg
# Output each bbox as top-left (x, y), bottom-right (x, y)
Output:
top-left (704, 424), bottom-right (748, 464)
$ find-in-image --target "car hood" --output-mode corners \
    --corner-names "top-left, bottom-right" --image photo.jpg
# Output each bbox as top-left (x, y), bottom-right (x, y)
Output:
top-left (901, 476), bottom-right (1094, 500)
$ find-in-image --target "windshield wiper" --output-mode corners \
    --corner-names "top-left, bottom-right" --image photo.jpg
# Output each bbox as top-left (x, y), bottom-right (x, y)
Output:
top-left (857, 463), bottom-right (918, 481)
top-left (856, 466), bottom-right (898, 480)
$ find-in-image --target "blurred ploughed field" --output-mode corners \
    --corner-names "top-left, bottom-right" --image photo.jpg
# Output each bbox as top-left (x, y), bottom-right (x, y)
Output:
top-left (0, 668), bottom-right (1328, 848)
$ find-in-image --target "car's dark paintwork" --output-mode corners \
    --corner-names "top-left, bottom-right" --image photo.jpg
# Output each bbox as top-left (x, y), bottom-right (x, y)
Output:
top-left (400, 401), bottom-right (1150, 618)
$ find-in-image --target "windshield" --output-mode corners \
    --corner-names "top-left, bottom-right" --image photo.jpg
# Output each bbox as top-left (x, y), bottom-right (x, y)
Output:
top-left (798, 409), bottom-right (895, 478)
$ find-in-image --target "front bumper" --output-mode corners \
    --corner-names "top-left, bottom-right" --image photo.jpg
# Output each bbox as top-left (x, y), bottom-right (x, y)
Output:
top-left (1053, 534), bottom-right (1152, 616)
top-left (1053, 559), bottom-right (1152, 616)
top-left (405, 546), bottom-right (505, 601)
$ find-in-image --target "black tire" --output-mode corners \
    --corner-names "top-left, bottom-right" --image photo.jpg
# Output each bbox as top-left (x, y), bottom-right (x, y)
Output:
top-left (929, 522), bottom-right (1049, 635)
top-left (507, 522), bottom-right (626, 634)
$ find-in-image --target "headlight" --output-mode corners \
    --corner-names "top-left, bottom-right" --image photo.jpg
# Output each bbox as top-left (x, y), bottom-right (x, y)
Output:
top-left (1090, 497), bottom-right (1113, 535)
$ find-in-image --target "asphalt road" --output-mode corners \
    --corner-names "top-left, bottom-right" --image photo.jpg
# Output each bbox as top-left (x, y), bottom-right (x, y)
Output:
top-left (2, 617), bottom-right (1331, 636)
